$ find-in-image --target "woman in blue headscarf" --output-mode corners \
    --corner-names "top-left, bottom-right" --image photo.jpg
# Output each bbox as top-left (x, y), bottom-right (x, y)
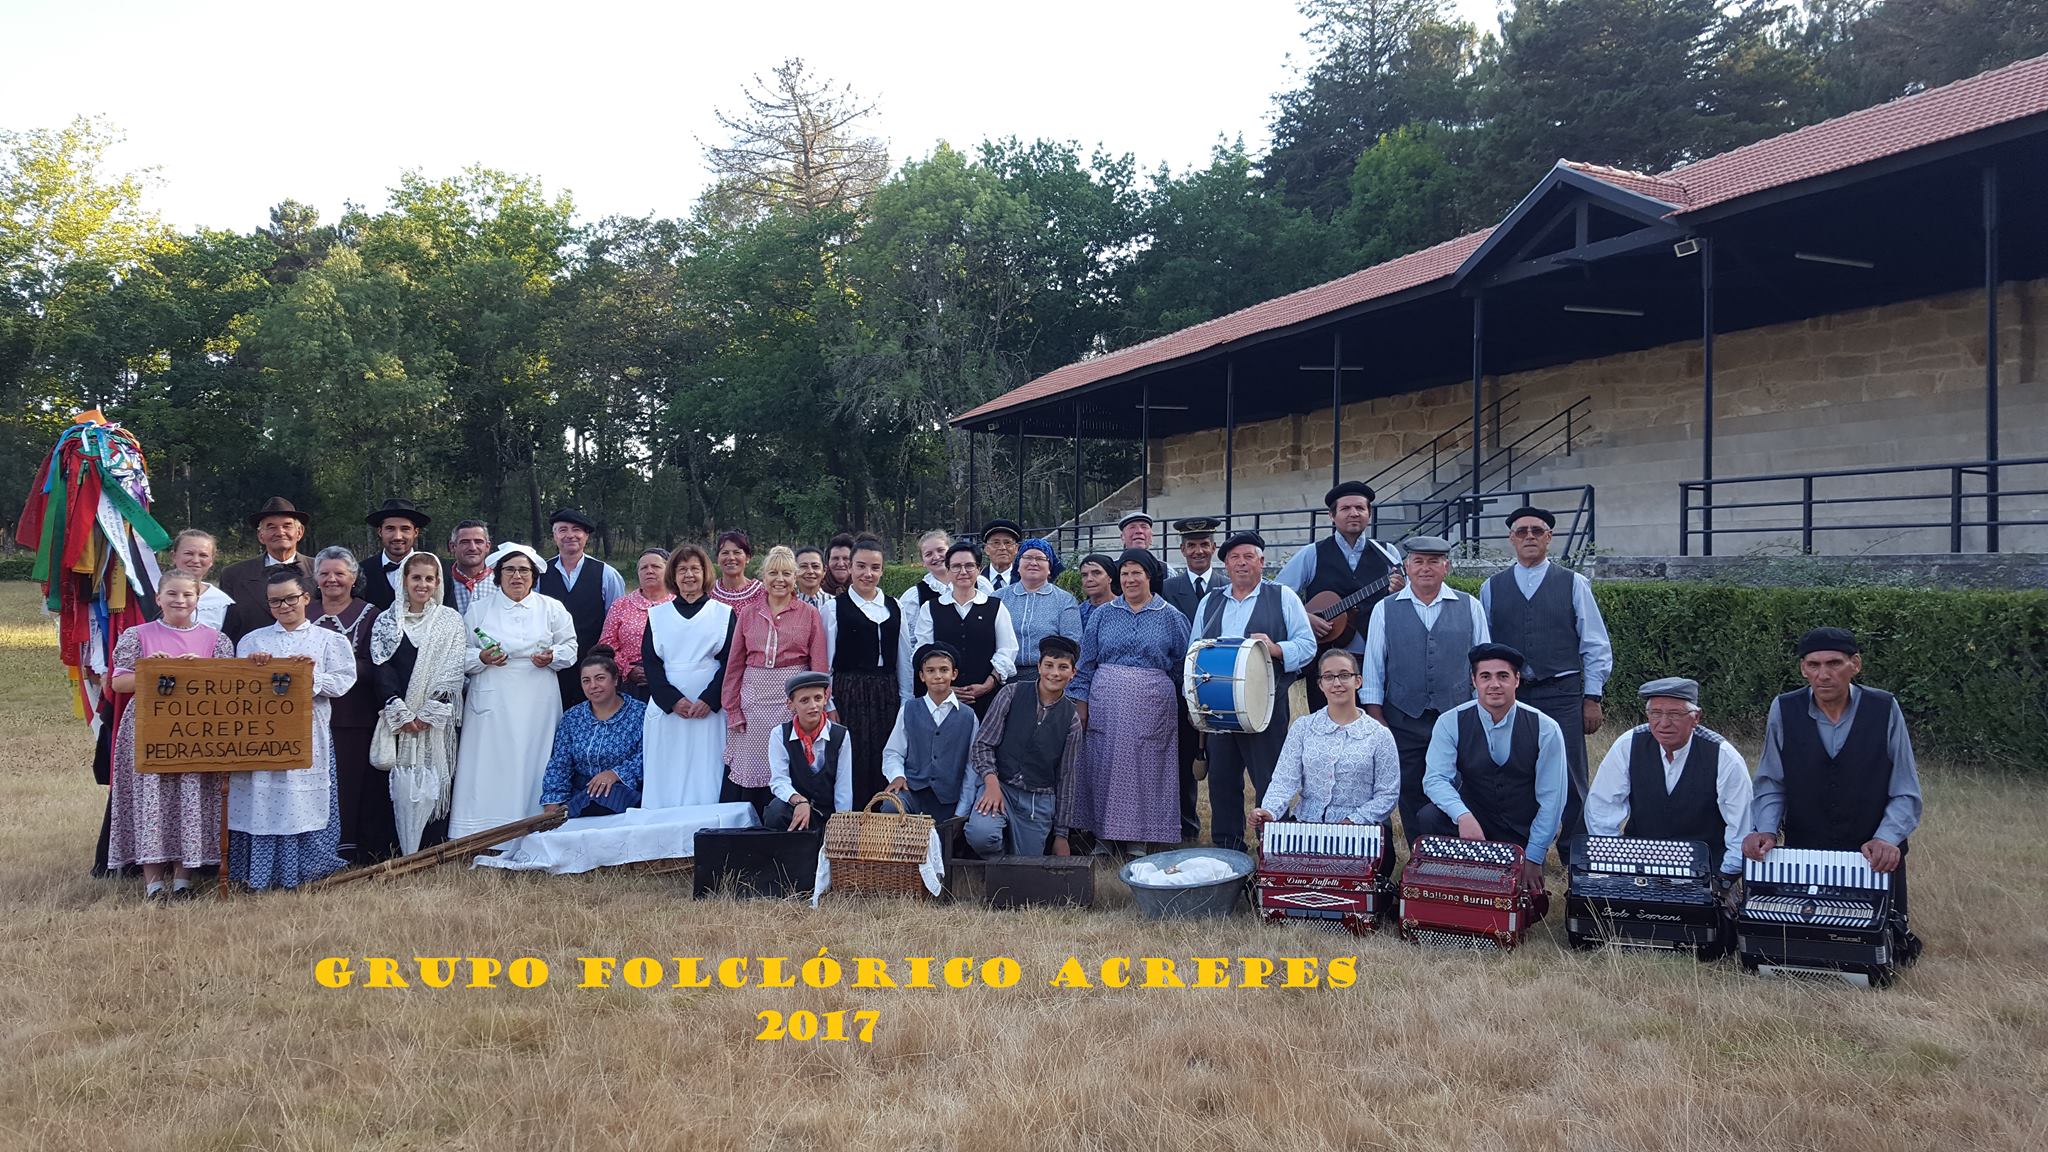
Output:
top-left (996, 538), bottom-right (1079, 683)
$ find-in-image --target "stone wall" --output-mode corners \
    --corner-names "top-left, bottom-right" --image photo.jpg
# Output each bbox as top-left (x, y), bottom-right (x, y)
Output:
top-left (1152, 278), bottom-right (2045, 508)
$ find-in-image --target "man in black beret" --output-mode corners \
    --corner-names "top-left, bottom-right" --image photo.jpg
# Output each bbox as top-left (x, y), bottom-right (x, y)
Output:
top-left (1744, 628), bottom-right (1923, 959)
top-left (1415, 642), bottom-right (1568, 883)
top-left (359, 498), bottom-right (432, 610)
top-left (1162, 516), bottom-right (1224, 841)
top-left (1277, 479), bottom-right (1404, 710)
top-left (539, 508), bottom-right (625, 708)
top-left (1480, 504), bottom-right (1612, 847)
top-left (980, 519), bottom-right (1023, 590)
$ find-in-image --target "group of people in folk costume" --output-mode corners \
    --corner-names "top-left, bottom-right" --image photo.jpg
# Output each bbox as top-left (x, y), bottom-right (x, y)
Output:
top-left (99, 485), bottom-right (1919, 958)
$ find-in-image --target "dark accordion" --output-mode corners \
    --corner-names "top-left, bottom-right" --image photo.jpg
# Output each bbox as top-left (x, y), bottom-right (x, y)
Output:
top-left (1565, 836), bottom-right (1728, 958)
top-left (1736, 847), bottom-right (1899, 988)
top-left (1253, 821), bottom-right (1396, 933)
top-left (1398, 836), bottom-right (1548, 951)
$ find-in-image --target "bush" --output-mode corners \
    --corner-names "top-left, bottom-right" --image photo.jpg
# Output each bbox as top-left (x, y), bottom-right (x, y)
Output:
top-left (0, 556), bottom-right (33, 582)
top-left (1594, 582), bottom-right (2048, 768)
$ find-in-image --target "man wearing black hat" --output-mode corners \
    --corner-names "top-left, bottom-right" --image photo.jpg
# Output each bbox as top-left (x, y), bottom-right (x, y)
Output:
top-left (538, 508), bottom-right (625, 708)
top-left (980, 520), bottom-right (1023, 590)
top-left (1162, 516), bottom-right (1222, 841)
top-left (1359, 535), bottom-right (1493, 844)
top-left (1277, 480), bottom-right (1404, 710)
top-left (1416, 642), bottom-right (1568, 881)
top-left (359, 499), bottom-right (431, 611)
top-left (1744, 628), bottom-right (1923, 955)
top-left (1586, 677), bottom-right (1753, 878)
top-left (1480, 505), bottom-right (1612, 845)
top-left (218, 496), bottom-right (315, 642)
top-left (1195, 530), bottom-right (1318, 851)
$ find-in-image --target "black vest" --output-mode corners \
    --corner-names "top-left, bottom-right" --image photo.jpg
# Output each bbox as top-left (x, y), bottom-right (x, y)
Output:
top-left (360, 551), bottom-right (405, 610)
top-left (1199, 581), bottom-right (1299, 695)
top-left (915, 579), bottom-right (943, 608)
top-left (540, 557), bottom-right (608, 651)
top-left (926, 598), bottom-right (1000, 694)
top-left (1303, 534), bottom-right (1393, 612)
top-left (1484, 563), bottom-right (1581, 683)
top-left (1775, 687), bottom-right (1895, 851)
top-left (1624, 727), bottom-right (1725, 849)
top-left (996, 684), bottom-right (1075, 793)
top-left (1455, 704), bottom-right (1542, 847)
top-left (831, 592), bottom-right (902, 675)
top-left (781, 722), bottom-right (848, 818)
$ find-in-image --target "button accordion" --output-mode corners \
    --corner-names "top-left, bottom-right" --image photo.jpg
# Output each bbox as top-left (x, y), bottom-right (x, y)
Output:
top-left (1398, 836), bottom-right (1548, 951)
top-left (1736, 848), bottom-right (1898, 988)
top-left (1565, 836), bottom-right (1728, 958)
top-left (1253, 821), bottom-right (1396, 933)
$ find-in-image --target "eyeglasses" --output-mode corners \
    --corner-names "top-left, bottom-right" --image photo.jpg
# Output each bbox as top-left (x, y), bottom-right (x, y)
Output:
top-left (1646, 709), bottom-right (1696, 723)
top-left (947, 562), bottom-right (979, 572)
top-left (1318, 671), bottom-right (1359, 683)
top-left (1510, 526), bottom-right (1550, 538)
top-left (266, 594), bottom-right (306, 607)
top-left (500, 565), bottom-right (535, 576)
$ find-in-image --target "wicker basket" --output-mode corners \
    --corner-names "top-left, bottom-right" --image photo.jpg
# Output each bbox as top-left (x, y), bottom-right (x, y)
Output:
top-left (821, 792), bottom-right (935, 898)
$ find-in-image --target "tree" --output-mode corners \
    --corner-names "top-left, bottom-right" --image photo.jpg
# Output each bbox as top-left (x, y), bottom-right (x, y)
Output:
top-left (1802, 0), bottom-right (2048, 117)
top-left (1341, 121), bottom-right (1476, 267)
top-left (703, 58), bottom-right (891, 217)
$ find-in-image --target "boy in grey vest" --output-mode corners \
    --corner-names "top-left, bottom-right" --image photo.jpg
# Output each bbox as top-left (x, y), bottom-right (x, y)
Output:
top-left (882, 642), bottom-right (981, 818)
top-left (1360, 535), bottom-right (1492, 844)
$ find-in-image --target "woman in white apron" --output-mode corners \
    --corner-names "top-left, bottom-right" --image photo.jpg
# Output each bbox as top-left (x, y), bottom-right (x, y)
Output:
top-left (641, 542), bottom-right (735, 807)
top-left (450, 543), bottom-right (578, 839)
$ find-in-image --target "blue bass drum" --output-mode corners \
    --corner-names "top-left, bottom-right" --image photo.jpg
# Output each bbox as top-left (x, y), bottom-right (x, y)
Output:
top-left (1183, 636), bottom-right (1276, 734)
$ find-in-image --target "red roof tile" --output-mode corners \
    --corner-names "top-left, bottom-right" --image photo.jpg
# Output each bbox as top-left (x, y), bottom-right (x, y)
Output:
top-left (955, 52), bottom-right (2048, 426)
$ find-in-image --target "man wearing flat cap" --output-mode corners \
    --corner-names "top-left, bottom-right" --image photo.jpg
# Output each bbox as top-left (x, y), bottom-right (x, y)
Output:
top-left (1277, 480), bottom-right (1404, 710)
top-left (359, 498), bottom-right (431, 611)
top-left (1162, 516), bottom-right (1223, 841)
top-left (538, 508), bottom-right (625, 707)
top-left (1193, 530), bottom-right (1318, 851)
top-left (1416, 642), bottom-right (1568, 882)
top-left (979, 519), bottom-right (1024, 590)
top-left (1117, 510), bottom-right (1155, 552)
top-left (1359, 535), bottom-right (1493, 844)
top-left (1586, 677), bottom-right (1752, 878)
top-left (218, 496), bottom-right (315, 642)
top-left (1480, 504), bottom-right (1612, 846)
top-left (1744, 628), bottom-right (1923, 957)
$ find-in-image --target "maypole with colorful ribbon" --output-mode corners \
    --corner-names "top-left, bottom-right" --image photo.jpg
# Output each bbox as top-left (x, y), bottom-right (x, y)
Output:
top-left (14, 409), bottom-right (173, 725)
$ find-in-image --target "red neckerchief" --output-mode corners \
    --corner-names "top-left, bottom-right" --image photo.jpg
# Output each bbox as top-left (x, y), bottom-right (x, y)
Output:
top-left (793, 717), bottom-right (828, 765)
top-left (450, 565), bottom-right (491, 592)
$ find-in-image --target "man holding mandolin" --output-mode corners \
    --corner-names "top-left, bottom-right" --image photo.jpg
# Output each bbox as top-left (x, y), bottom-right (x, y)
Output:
top-left (1276, 481), bottom-right (1405, 710)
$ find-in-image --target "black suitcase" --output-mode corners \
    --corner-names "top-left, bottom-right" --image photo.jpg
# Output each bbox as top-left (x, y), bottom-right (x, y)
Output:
top-left (692, 828), bottom-right (821, 899)
top-left (980, 855), bottom-right (1096, 909)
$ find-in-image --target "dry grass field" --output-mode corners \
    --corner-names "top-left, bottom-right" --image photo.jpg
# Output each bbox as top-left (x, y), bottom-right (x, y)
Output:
top-left (3, 582), bottom-right (2047, 1151)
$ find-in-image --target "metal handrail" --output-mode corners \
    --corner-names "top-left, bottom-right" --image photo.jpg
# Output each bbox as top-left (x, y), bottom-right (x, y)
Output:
top-left (1414, 396), bottom-right (1592, 507)
top-left (1363, 387), bottom-right (1525, 500)
top-left (1678, 455), bottom-right (2048, 555)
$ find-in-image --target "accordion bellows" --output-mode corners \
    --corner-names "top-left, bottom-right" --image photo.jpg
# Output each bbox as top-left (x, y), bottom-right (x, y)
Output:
top-left (1398, 836), bottom-right (1548, 951)
top-left (1253, 821), bottom-right (1396, 934)
top-left (1566, 836), bottom-right (1727, 958)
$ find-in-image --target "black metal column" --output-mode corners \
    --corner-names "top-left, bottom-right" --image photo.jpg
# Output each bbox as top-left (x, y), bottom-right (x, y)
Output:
top-left (1984, 164), bottom-right (2001, 553)
top-left (1016, 424), bottom-right (1026, 526)
top-left (1469, 296), bottom-right (1484, 543)
top-left (1072, 405), bottom-right (1083, 542)
top-left (967, 430), bottom-right (978, 528)
top-left (1224, 362), bottom-right (1237, 521)
top-left (1701, 237), bottom-right (1716, 557)
top-left (1140, 382), bottom-right (1151, 513)
top-left (1330, 330), bottom-right (1344, 489)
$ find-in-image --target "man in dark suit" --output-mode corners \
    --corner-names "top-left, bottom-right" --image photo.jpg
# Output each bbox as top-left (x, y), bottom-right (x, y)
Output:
top-left (217, 496), bottom-right (315, 643)
top-left (359, 498), bottom-right (431, 610)
top-left (1160, 516), bottom-right (1222, 843)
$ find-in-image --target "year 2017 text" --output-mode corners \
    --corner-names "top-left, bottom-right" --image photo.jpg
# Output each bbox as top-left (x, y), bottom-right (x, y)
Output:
top-left (755, 1009), bottom-right (880, 1042)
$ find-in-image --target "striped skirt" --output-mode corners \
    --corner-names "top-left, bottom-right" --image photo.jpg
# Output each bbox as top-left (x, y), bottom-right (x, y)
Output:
top-left (834, 669), bottom-right (898, 808)
top-left (1074, 662), bottom-right (1181, 844)
top-left (725, 665), bottom-right (802, 789)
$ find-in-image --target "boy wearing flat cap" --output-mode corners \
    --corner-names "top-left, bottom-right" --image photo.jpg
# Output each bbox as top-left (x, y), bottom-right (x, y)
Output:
top-left (1585, 676), bottom-right (1752, 878)
top-left (882, 643), bottom-right (981, 818)
top-left (1744, 628), bottom-right (1923, 957)
top-left (766, 670), bottom-right (853, 831)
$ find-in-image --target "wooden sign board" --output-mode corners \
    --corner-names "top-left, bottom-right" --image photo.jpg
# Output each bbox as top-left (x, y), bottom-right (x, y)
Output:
top-left (134, 657), bottom-right (316, 773)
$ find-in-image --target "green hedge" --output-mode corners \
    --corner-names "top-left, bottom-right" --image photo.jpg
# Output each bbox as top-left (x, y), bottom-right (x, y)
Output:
top-left (0, 556), bottom-right (32, 582)
top-left (1594, 582), bottom-right (2048, 768)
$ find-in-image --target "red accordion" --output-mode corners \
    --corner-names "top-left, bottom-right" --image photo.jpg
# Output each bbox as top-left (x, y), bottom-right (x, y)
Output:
top-left (1253, 821), bottom-right (1396, 933)
top-left (1398, 836), bottom-right (1549, 951)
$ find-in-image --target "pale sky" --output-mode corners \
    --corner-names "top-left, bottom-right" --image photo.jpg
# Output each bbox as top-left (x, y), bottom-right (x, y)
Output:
top-left (5, 0), bottom-right (1506, 232)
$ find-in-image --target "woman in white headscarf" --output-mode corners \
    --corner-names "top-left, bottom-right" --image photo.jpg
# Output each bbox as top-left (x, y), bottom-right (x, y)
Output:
top-left (370, 551), bottom-right (468, 855)
top-left (449, 542), bottom-right (577, 839)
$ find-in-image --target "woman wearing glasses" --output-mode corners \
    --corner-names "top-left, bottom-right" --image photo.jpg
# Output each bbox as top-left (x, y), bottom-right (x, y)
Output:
top-left (1252, 648), bottom-right (1401, 843)
top-left (909, 541), bottom-right (1020, 719)
top-left (450, 543), bottom-right (579, 840)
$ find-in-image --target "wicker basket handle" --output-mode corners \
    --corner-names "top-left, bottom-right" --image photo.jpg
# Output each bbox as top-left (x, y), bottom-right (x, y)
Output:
top-left (865, 790), bottom-right (910, 815)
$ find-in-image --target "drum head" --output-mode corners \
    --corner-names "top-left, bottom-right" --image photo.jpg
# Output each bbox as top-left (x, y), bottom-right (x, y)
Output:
top-left (1236, 639), bottom-right (1275, 732)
